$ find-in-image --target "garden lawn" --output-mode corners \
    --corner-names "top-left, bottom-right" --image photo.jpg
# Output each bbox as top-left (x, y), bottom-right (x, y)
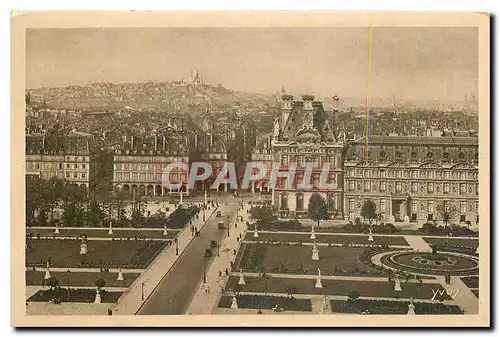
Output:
top-left (26, 239), bottom-right (168, 268)
top-left (245, 232), bottom-right (409, 246)
top-left (330, 299), bottom-right (462, 314)
top-left (25, 271), bottom-right (141, 288)
top-left (237, 244), bottom-right (382, 275)
top-left (423, 237), bottom-right (478, 249)
top-left (226, 276), bottom-right (451, 300)
top-left (27, 228), bottom-right (178, 239)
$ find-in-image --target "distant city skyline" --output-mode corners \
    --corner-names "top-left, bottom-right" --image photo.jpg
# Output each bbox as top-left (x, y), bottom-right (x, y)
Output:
top-left (26, 27), bottom-right (478, 102)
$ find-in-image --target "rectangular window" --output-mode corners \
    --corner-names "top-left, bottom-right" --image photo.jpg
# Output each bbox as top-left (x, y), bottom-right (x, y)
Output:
top-left (380, 199), bottom-right (386, 212)
top-left (66, 163), bottom-right (70, 169)
top-left (396, 170), bottom-right (401, 178)
top-left (396, 181), bottom-right (402, 193)
top-left (411, 200), bottom-right (417, 213)
top-left (364, 181), bottom-right (371, 192)
top-left (82, 173), bottom-right (86, 179)
top-left (73, 173), bottom-right (78, 178)
top-left (427, 182), bottom-right (434, 193)
top-left (444, 171), bottom-right (450, 179)
top-left (74, 164), bottom-right (78, 169)
top-left (460, 202), bottom-right (467, 214)
top-left (281, 155), bottom-right (288, 165)
top-left (59, 163), bottom-right (62, 169)
top-left (349, 199), bottom-right (355, 212)
top-left (66, 172), bottom-right (70, 178)
top-left (411, 170), bottom-right (417, 179)
top-left (132, 172), bottom-right (138, 181)
top-left (379, 181), bottom-right (386, 192)
top-left (349, 169), bottom-right (354, 177)
top-left (124, 172), bottom-right (130, 180)
top-left (297, 156), bottom-right (304, 166)
top-left (444, 183), bottom-right (450, 194)
top-left (460, 183), bottom-right (466, 195)
top-left (428, 201), bottom-right (434, 213)
top-left (380, 170), bottom-right (386, 177)
top-left (411, 182), bottom-right (418, 193)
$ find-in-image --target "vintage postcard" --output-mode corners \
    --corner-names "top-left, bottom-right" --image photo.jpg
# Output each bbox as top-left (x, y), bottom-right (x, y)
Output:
top-left (11, 11), bottom-right (490, 327)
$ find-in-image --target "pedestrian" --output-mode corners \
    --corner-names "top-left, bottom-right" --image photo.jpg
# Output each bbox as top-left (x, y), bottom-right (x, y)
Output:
top-left (237, 237), bottom-right (240, 243)
top-left (225, 268), bottom-right (228, 275)
top-left (207, 287), bottom-right (210, 294)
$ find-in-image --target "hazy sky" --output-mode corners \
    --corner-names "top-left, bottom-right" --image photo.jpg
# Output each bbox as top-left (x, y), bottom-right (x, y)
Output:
top-left (26, 27), bottom-right (478, 101)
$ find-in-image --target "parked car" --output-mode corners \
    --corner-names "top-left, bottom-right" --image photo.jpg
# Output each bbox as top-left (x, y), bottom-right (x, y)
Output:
top-left (218, 221), bottom-right (225, 229)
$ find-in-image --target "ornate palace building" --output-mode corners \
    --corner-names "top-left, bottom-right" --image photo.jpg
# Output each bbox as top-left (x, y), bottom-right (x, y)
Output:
top-left (343, 136), bottom-right (479, 225)
top-left (269, 95), bottom-right (344, 218)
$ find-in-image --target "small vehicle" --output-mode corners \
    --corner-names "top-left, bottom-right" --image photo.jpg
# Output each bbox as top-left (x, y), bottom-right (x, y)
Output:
top-left (216, 210), bottom-right (222, 217)
top-left (204, 248), bottom-right (213, 258)
top-left (272, 305), bottom-right (285, 312)
top-left (210, 240), bottom-right (217, 248)
top-left (217, 221), bottom-right (225, 230)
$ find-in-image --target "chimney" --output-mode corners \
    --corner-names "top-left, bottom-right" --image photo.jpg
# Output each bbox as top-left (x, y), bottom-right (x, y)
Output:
top-left (302, 95), bottom-right (314, 110)
top-left (281, 95), bottom-right (294, 126)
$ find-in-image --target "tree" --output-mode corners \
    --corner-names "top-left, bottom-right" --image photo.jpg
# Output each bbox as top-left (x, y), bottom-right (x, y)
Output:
top-left (86, 201), bottom-right (104, 227)
top-left (95, 278), bottom-right (106, 289)
top-left (360, 199), bottom-right (377, 225)
top-left (436, 201), bottom-right (457, 229)
top-left (307, 193), bottom-right (329, 227)
top-left (249, 206), bottom-right (277, 225)
top-left (62, 184), bottom-right (87, 227)
top-left (347, 290), bottom-right (360, 301)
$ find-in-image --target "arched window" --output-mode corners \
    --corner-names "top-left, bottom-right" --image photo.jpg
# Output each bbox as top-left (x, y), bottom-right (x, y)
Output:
top-left (296, 193), bottom-right (304, 211)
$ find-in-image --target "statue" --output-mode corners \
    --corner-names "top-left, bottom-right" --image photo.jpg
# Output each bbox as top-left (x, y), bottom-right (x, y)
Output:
top-left (273, 117), bottom-right (280, 138)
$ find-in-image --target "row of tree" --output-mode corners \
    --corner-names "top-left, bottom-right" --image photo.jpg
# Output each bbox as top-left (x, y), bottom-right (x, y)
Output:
top-left (250, 192), bottom-right (459, 228)
top-left (26, 176), bottom-right (146, 227)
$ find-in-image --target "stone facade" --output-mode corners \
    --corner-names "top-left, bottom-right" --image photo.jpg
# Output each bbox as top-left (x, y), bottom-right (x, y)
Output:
top-left (343, 136), bottom-right (479, 225)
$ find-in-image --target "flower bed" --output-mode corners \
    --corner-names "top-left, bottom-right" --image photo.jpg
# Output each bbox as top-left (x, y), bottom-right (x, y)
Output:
top-left (330, 299), bottom-right (463, 314)
top-left (27, 288), bottom-right (123, 303)
top-left (218, 294), bottom-right (312, 311)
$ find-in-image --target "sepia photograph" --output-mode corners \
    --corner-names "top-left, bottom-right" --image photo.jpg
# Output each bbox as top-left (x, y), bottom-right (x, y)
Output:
top-left (11, 11), bottom-right (490, 327)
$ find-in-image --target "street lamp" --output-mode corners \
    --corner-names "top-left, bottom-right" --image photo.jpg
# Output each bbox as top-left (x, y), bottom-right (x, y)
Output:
top-left (175, 238), bottom-right (179, 256)
top-left (66, 269), bottom-right (71, 291)
top-left (202, 205), bottom-right (206, 222)
top-left (227, 215), bottom-right (230, 237)
top-left (141, 282), bottom-right (145, 301)
top-left (203, 257), bottom-right (207, 283)
top-left (217, 243), bottom-right (220, 257)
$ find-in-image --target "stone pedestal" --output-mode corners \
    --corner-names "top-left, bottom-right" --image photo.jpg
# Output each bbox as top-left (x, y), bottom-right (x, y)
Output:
top-left (231, 295), bottom-right (238, 309)
top-left (407, 299), bottom-right (416, 315)
top-left (180, 192), bottom-right (183, 204)
top-left (54, 226), bottom-right (59, 234)
top-left (368, 234), bottom-right (374, 242)
top-left (80, 243), bottom-right (88, 255)
top-left (94, 289), bottom-right (101, 304)
top-left (312, 245), bottom-right (320, 261)
top-left (117, 269), bottom-right (124, 281)
top-left (315, 276), bottom-right (323, 288)
top-left (404, 215), bottom-right (410, 223)
top-left (310, 226), bottom-right (316, 240)
top-left (394, 276), bottom-right (402, 291)
top-left (108, 228), bottom-right (113, 235)
top-left (253, 228), bottom-right (259, 238)
top-left (163, 227), bottom-right (168, 236)
top-left (476, 244), bottom-right (479, 255)
top-left (389, 215), bottom-right (395, 223)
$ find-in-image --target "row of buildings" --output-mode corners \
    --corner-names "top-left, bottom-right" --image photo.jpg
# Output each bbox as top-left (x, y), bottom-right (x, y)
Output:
top-left (25, 95), bottom-right (479, 226)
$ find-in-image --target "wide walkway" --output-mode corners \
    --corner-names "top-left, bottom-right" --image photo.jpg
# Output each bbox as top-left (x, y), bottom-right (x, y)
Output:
top-left (404, 235), bottom-right (433, 252)
top-left (136, 203), bottom-right (239, 315)
top-left (185, 204), bottom-right (250, 315)
top-left (112, 206), bottom-right (218, 315)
